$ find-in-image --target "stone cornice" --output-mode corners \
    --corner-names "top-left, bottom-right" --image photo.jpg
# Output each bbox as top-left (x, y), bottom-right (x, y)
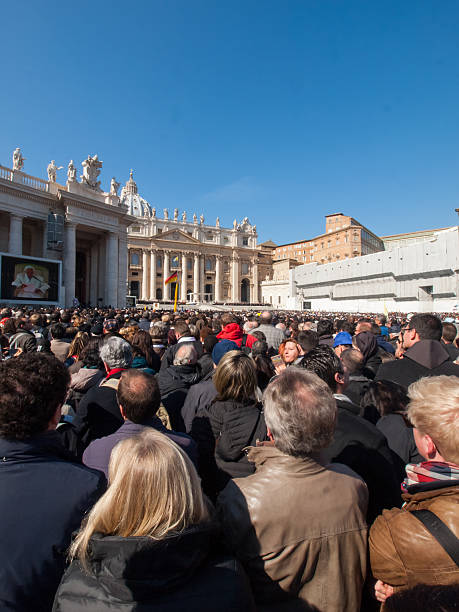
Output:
top-left (0, 178), bottom-right (58, 206)
top-left (58, 189), bottom-right (134, 222)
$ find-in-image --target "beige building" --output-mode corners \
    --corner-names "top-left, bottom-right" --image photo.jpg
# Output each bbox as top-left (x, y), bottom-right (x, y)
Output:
top-left (0, 149), bottom-right (132, 308)
top-left (273, 213), bottom-right (384, 265)
top-left (122, 173), bottom-right (264, 304)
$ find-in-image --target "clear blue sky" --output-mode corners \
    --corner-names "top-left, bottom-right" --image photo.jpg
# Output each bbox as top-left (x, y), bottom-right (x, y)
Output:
top-left (2, 0), bottom-right (459, 244)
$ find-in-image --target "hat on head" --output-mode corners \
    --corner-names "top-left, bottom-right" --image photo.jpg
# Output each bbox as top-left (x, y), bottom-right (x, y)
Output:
top-left (90, 323), bottom-right (103, 336)
top-left (103, 319), bottom-right (118, 332)
top-left (212, 339), bottom-right (240, 365)
top-left (333, 331), bottom-right (353, 348)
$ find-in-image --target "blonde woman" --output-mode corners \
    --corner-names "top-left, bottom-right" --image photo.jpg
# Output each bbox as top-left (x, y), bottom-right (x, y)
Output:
top-left (53, 429), bottom-right (254, 611)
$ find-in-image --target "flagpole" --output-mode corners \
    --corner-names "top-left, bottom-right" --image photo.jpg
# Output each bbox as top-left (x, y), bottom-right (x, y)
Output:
top-left (174, 282), bottom-right (178, 312)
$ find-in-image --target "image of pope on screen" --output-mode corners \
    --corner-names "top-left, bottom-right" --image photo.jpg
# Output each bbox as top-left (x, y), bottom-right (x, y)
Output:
top-left (12, 264), bottom-right (50, 299)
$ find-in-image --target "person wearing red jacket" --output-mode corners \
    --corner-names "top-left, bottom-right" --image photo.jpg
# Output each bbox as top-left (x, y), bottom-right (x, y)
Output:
top-left (217, 317), bottom-right (256, 350)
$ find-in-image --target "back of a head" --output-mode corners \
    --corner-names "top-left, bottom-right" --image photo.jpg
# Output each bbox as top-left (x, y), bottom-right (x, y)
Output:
top-left (442, 322), bottom-right (457, 343)
top-left (260, 311), bottom-right (273, 325)
top-left (361, 380), bottom-right (408, 417)
top-left (371, 322), bottom-right (381, 336)
top-left (214, 350), bottom-right (257, 402)
top-left (263, 368), bottom-right (336, 457)
top-left (340, 348), bottom-right (364, 374)
top-left (50, 323), bottom-right (65, 339)
top-left (410, 313), bottom-right (442, 341)
top-left (297, 330), bottom-right (319, 354)
top-left (100, 336), bottom-right (133, 370)
top-left (0, 353), bottom-right (69, 440)
top-left (407, 375), bottom-right (459, 464)
top-left (221, 313), bottom-right (236, 327)
top-left (70, 429), bottom-right (209, 569)
top-left (30, 313), bottom-right (42, 327)
top-left (384, 583), bottom-right (459, 612)
top-left (317, 319), bottom-right (333, 337)
top-left (117, 370), bottom-right (161, 423)
top-left (251, 339), bottom-right (268, 357)
top-left (80, 337), bottom-right (103, 368)
top-left (301, 345), bottom-right (342, 393)
top-left (173, 344), bottom-right (198, 366)
top-left (174, 320), bottom-right (190, 338)
top-left (203, 334), bottom-right (218, 355)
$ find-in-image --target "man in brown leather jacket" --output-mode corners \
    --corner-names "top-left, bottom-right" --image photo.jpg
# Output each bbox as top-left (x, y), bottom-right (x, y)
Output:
top-left (370, 375), bottom-right (459, 606)
top-left (217, 368), bottom-right (369, 612)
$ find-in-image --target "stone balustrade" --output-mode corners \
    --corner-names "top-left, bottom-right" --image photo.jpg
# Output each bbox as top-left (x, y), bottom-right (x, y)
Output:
top-left (0, 165), bottom-right (49, 192)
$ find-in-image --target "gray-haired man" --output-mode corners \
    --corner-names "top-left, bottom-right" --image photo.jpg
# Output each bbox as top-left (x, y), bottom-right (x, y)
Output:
top-left (73, 336), bottom-right (133, 449)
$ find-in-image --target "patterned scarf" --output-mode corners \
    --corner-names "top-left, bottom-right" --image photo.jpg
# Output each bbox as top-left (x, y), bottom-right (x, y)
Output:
top-left (402, 460), bottom-right (459, 492)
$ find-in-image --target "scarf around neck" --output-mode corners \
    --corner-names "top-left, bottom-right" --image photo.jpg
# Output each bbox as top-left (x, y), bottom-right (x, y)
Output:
top-left (402, 460), bottom-right (459, 492)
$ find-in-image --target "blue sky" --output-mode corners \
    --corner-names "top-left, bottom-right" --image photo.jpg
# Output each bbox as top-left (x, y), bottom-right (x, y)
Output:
top-left (2, 0), bottom-right (459, 244)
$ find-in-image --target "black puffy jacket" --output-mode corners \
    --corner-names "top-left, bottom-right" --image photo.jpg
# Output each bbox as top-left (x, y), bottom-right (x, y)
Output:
top-left (53, 523), bottom-right (255, 612)
top-left (191, 399), bottom-right (267, 497)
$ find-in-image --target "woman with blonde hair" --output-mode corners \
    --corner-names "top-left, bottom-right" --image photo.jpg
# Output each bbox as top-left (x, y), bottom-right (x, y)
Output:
top-left (191, 349), bottom-right (267, 498)
top-left (53, 429), bottom-right (254, 611)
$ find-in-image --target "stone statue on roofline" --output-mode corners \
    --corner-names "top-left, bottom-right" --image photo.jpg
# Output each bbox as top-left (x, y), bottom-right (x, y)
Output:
top-left (67, 160), bottom-right (77, 182)
top-left (152, 207), bottom-right (156, 218)
top-left (174, 208), bottom-right (179, 221)
top-left (164, 208), bottom-right (169, 220)
top-left (12, 148), bottom-right (25, 171)
top-left (200, 214), bottom-right (204, 225)
top-left (81, 154), bottom-right (103, 190)
top-left (193, 213), bottom-right (197, 224)
top-left (182, 211), bottom-right (187, 222)
top-left (47, 160), bottom-right (63, 183)
top-left (110, 177), bottom-right (120, 196)
top-left (216, 217), bottom-right (220, 227)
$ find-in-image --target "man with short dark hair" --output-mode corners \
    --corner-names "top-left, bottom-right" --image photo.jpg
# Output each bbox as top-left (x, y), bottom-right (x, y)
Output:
top-left (218, 368), bottom-right (368, 612)
top-left (376, 313), bottom-right (459, 389)
top-left (441, 321), bottom-right (459, 361)
top-left (160, 319), bottom-right (203, 370)
top-left (0, 353), bottom-right (105, 611)
top-left (296, 329), bottom-right (319, 356)
top-left (49, 322), bottom-right (69, 361)
top-left (83, 369), bottom-right (196, 476)
top-left (8, 316), bottom-right (37, 353)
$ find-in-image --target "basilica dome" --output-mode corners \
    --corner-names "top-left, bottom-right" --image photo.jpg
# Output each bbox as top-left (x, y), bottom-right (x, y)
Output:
top-left (120, 170), bottom-right (152, 218)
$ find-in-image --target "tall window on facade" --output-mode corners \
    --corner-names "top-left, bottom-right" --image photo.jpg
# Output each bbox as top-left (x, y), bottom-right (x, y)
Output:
top-left (171, 255), bottom-right (180, 268)
top-left (130, 253), bottom-right (139, 266)
top-left (241, 262), bottom-right (249, 275)
top-left (205, 258), bottom-right (213, 271)
top-left (157, 256), bottom-right (162, 269)
top-left (242, 237), bottom-right (249, 246)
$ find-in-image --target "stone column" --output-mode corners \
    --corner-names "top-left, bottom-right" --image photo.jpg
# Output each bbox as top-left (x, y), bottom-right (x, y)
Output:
top-left (98, 240), bottom-right (105, 306)
top-left (215, 255), bottom-right (222, 302)
top-left (251, 258), bottom-right (259, 303)
top-left (193, 253), bottom-right (199, 300)
top-left (9, 214), bottom-right (23, 255)
top-left (231, 253), bottom-right (239, 302)
top-left (180, 253), bottom-right (188, 302)
top-left (142, 249), bottom-right (149, 300)
top-left (106, 232), bottom-right (119, 307)
top-left (163, 250), bottom-right (170, 300)
top-left (63, 222), bottom-right (76, 307)
top-left (118, 233), bottom-right (128, 308)
top-left (42, 220), bottom-right (48, 258)
top-left (149, 251), bottom-right (157, 301)
top-left (200, 255), bottom-right (205, 301)
top-left (90, 243), bottom-right (98, 306)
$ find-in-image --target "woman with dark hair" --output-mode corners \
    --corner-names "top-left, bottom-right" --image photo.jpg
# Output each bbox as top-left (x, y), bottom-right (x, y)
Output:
top-left (65, 331), bottom-right (90, 374)
top-left (130, 329), bottom-right (160, 374)
top-left (353, 331), bottom-right (381, 378)
top-left (361, 380), bottom-right (424, 465)
top-left (67, 338), bottom-right (105, 412)
top-left (251, 340), bottom-right (276, 391)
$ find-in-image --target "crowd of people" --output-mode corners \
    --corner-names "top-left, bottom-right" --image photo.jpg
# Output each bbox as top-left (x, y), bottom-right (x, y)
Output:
top-left (0, 305), bottom-right (458, 611)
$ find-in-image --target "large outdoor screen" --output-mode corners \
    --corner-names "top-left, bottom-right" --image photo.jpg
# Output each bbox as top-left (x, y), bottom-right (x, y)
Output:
top-left (0, 255), bottom-right (60, 303)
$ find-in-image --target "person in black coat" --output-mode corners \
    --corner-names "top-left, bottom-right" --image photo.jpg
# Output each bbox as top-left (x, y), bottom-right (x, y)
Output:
top-left (158, 343), bottom-right (201, 431)
top-left (53, 429), bottom-right (255, 612)
top-left (375, 314), bottom-right (459, 390)
top-left (191, 350), bottom-right (267, 499)
top-left (160, 320), bottom-right (203, 371)
top-left (72, 336), bottom-right (133, 450)
top-left (301, 346), bottom-right (402, 522)
top-left (0, 353), bottom-right (106, 612)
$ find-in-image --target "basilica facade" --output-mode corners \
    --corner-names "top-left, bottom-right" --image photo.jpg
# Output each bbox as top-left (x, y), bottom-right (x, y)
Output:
top-left (121, 172), bottom-right (265, 304)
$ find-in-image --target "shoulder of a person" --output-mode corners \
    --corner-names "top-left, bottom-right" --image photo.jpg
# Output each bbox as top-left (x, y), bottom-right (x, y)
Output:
top-left (326, 461), bottom-right (369, 488)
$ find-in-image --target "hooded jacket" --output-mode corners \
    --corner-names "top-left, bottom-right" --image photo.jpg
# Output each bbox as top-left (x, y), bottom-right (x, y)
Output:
top-left (375, 339), bottom-right (459, 390)
top-left (217, 446), bottom-right (368, 612)
top-left (53, 522), bottom-right (255, 612)
top-left (158, 364), bottom-right (201, 431)
top-left (217, 323), bottom-right (256, 349)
